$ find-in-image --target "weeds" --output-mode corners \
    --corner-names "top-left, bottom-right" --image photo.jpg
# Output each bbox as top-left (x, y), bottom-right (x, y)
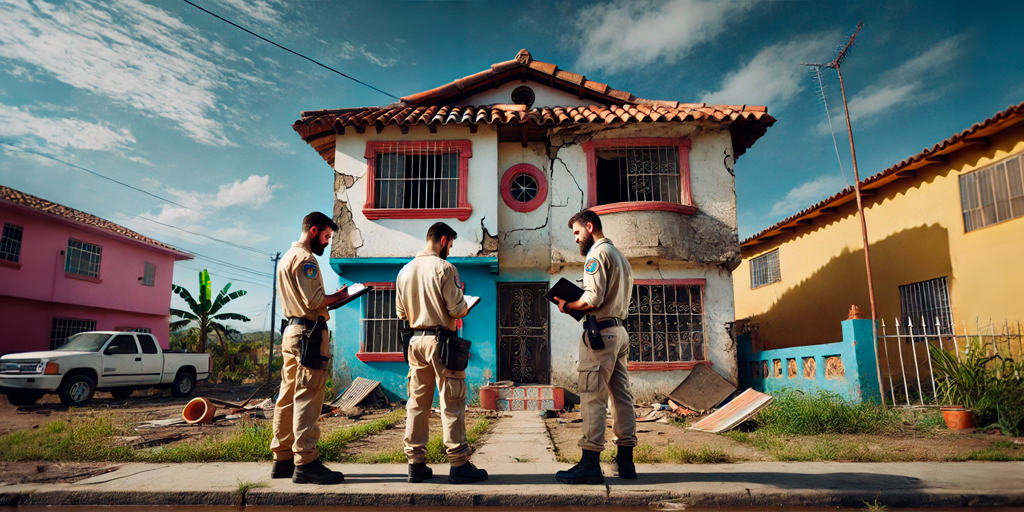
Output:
top-left (864, 498), bottom-right (887, 512)
top-left (558, 443), bottom-right (731, 464)
top-left (946, 448), bottom-right (1024, 461)
top-left (754, 391), bottom-right (900, 435)
top-left (233, 480), bottom-right (268, 506)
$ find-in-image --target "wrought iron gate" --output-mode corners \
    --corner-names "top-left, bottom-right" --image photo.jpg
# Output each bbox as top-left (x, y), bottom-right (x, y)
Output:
top-left (497, 283), bottom-right (550, 384)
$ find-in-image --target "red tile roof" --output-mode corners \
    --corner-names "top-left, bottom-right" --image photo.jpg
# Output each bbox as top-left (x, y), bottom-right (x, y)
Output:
top-left (0, 185), bottom-right (193, 259)
top-left (293, 49), bottom-right (775, 168)
top-left (742, 101), bottom-right (1024, 248)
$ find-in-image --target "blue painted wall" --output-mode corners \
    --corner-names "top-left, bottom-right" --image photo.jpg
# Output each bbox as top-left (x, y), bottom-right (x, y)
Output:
top-left (738, 319), bottom-right (882, 403)
top-left (329, 258), bottom-right (498, 403)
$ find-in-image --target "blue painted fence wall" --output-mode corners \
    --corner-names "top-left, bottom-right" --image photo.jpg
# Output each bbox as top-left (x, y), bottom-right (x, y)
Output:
top-left (738, 319), bottom-right (881, 403)
top-left (329, 258), bottom-right (498, 403)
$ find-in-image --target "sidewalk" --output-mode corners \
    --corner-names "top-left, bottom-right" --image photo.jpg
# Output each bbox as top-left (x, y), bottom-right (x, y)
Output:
top-left (2, 461), bottom-right (1023, 508)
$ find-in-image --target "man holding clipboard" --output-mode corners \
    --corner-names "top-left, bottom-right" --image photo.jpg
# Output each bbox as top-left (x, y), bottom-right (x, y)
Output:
top-left (550, 210), bottom-right (638, 485)
top-left (395, 222), bottom-right (488, 485)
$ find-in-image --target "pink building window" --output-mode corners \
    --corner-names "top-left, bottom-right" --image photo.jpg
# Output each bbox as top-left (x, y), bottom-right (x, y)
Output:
top-left (363, 140), bottom-right (473, 221)
top-left (50, 318), bottom-right (97, 350)
top-left (65, 238), bottom-right (102, 280)
top-left (356, 282), bottom-right (406, 362)
top-left (626, 279), bottom-right (711, 372)
top-left (582, 138), bottom-right (695, 216)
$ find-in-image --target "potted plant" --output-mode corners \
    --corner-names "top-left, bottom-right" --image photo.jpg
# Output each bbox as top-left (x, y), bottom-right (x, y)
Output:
top-left (929, 338), bottom-right (996, 430)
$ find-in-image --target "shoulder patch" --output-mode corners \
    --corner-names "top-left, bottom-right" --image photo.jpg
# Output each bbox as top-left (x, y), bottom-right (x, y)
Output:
top-left (302, 262), bottom-right (318, 279)
top-left (454, 273), bottom-right (462, 289)
top-left (585, 258), bottom-right (599, 274)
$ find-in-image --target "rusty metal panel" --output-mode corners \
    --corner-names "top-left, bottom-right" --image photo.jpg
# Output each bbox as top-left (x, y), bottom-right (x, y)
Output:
top-left (667, 364), bottom-right (737, 413)
top-left (689, 388), bottom-right (773, 433)
top-left (330, 377), bottom-right (381, 410)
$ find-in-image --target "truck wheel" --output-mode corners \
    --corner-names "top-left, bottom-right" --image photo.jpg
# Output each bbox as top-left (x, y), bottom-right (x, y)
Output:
top-left (171, 371), bottom-right (196, 398)
top-left (6, 391), bottom-right (44, 406)
top-left (110, 388), bottom-right (134, 400)
top-left (59, 375), bottom-right (95, 407)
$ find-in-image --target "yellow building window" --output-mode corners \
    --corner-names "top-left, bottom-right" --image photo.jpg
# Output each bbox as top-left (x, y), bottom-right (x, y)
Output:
top-left (960, 153), bottom-right (1024, 232)
top-left (750, 249), bottom-right (781, 288)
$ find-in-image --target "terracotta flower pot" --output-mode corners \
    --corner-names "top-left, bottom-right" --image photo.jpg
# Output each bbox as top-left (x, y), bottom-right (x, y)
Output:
top-left (940, 406), bottom-right (974, 430)
top-left (182, 397), bottom-right (217, 424)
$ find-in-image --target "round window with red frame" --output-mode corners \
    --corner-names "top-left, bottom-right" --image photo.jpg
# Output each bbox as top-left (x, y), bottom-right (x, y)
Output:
top-left (501, 163), bottom-right (547, 212)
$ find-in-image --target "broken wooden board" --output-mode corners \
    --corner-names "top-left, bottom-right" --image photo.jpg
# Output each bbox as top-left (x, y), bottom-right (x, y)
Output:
top-left (668, 364), bottom-right (737, 413)
top-left (689, 389), bottom-right (773, 433)
top-left (330, 377), bottom-right (381, 410)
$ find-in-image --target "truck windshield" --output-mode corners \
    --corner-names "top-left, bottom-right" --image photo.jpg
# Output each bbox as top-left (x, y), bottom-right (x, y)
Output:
top-left (57, 333), bottom-right (110, 352)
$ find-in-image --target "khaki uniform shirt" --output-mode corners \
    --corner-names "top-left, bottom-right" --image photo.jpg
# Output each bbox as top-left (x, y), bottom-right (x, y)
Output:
top-left (277, 242), bottom-right (330, 321)
top-left (395, 250), bottom-right (468, 331)
top-left (580, 238), bottom-right (633, 320)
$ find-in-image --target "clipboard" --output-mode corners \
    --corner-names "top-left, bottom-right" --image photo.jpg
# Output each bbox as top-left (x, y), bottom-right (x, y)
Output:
top-left (464, 295), bottom-right (481, 312)
top-left (326, 283), bottom-right (375, 311)
top-left (543, 278), bottom-right (587, 321)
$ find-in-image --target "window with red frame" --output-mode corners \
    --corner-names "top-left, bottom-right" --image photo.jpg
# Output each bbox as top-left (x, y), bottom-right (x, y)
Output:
top-left (359, 284), bottom-right (407, 357)
top-left (626, 280), bottom-right (706, 368)
top-left (583, 138), bottom-right (694, 215)
top-left (363, 140), bottom-right (473, 220)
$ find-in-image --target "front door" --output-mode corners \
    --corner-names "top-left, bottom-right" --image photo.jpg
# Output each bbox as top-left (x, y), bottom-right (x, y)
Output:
top-left (497, 283), bottom-right (550, 384)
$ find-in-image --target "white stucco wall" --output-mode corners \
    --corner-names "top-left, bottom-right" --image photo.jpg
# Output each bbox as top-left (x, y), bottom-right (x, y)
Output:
top-left (332, 124), bottom-right (499, 258)
top-left (455, 81), bottom-right (594, 108)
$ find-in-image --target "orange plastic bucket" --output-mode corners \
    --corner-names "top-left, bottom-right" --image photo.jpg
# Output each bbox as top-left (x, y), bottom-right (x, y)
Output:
top-left (182, 397), bottom-right (217, 424)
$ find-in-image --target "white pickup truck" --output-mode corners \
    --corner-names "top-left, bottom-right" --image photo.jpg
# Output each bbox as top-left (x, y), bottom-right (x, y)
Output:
top-left (0, 331), bottom-right (211, 407)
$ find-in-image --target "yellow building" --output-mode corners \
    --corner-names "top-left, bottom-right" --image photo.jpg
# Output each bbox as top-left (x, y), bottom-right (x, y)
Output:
top-left (735, 102), bottom-right (1024, 354)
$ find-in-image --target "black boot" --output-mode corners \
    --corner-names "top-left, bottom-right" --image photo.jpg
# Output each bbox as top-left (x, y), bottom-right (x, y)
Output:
top-left (448, 461), bottom-right (488, 484)
top-left (292, 459), bottom-right (345, 485)
top-left (555, 449), bottom-right (604, 485)
top-left (408, 462), bottom-right (434, 483)
top-left (614, 446), bottom-right (637, 479)
top-left (270, 458), bottom-right (295, 479)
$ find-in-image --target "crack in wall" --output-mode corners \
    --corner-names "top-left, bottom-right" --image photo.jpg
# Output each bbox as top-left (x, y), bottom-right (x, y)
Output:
top-left (723, 148), bottom-right (735, 177)
top-left (476, 216), bottom-right (498, 256)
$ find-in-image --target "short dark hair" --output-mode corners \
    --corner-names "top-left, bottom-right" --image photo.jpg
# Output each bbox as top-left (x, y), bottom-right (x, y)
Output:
top-left (568, 209), bottom-right (602, 231)
top-left (302, 212), bottom-right (338, 233)
top-left (426, 222), bottom-right (458, 243)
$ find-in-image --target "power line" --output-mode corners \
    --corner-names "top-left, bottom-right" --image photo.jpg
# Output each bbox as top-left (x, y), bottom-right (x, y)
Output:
top-left (191, 253), bottom-right (274, 277)
top-left (176, 262), bottom-right (273, 289)
top-left (177, 259), bottom-right (272, 284)
top-left (181, 0), bottom-right (399, 100)
top-left (131, 214), bottom-right (273, 257)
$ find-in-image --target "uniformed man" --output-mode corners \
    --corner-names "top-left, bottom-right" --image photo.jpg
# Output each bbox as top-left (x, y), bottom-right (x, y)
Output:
top-left (270, 212), bottom-right (349, 485)
top-left (396, 222), bottom-right (488, 484)
top-left (553, 209), bottom-right (637, 485)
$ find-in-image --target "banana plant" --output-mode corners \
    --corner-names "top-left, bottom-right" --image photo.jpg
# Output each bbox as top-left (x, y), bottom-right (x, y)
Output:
top-left (170, 269), bottom-right (250, 371)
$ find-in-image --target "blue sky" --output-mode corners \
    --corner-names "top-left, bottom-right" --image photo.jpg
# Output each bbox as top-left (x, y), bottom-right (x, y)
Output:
top-left (1, 0), bottom-right (1022, 332)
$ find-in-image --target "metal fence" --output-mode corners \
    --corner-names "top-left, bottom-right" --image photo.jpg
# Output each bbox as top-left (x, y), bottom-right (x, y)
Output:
top-left (877, 317), bottom-right (1024, 406)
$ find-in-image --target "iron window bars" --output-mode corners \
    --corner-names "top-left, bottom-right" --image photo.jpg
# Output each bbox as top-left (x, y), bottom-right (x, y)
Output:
top-left (898, 276), bottom-right (954, 342)
top-left (594, 145), bottom-right (681, 205)
top-left (50, 318), bottom-right (97, 349)
top-left (750, 249), bottom-right (781, 288)
top-left (363, 140), bottom-right (473, 220)
top-left (0, 223), bottom-right (23, 262)
top-left (65, 239), bottom-right (102, 278)
top-left (360, 288), bottom-right (407, 353)
top-left (626, 283), bottom-right (705, 363)
top-left (960, 153), bottom-right (1024, 232)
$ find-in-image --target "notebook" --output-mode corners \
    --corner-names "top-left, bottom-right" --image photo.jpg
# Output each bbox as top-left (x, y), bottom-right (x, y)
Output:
top-left (543, 278), bottom-right (587, 321)
top-left (326, 283), bottom-right (374, 311)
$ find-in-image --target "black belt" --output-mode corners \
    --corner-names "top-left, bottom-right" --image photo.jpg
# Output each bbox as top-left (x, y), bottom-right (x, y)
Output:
top-left (288, 317), bottom-right (317, 329)
top-left (596, 318), bottom-right (623, 330)
top-left (411, 327), bottom-right (448, 335)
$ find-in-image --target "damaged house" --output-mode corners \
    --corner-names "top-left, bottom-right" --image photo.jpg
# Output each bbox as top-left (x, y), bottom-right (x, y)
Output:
top-left (291, 50), bottom-right (775, 403)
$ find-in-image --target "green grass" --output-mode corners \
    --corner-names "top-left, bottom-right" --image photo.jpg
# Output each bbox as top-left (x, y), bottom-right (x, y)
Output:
top-left (234, 480), bottom-right (269, 505)
top-left (864, 498), bottom-right (887, 512)
top-left (350, 417), bottom-right (494, 464)
top-left (754, 391), bottom-right (901, 435)
top-left (558, 443), bottom-right (732, 464)
top-left (946, 448), bottom-right (1024, 461)
top-left (0, 410), bottom-right (405, 463)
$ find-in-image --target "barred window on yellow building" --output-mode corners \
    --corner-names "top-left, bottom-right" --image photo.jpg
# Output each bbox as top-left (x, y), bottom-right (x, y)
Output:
top-left (960, 153), bottom-right (1024, 232)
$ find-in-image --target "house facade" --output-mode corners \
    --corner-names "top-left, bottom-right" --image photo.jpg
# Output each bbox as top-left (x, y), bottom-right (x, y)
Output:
top-left (293, 50), bottom-right (774, 401)
top-left (734, 102), bottom-right (1024, 353)
top-left (0, 186), bottom-right (192, 354)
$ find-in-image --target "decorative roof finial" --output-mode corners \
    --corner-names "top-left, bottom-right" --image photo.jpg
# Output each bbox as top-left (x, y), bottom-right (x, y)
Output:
top-left (847, 305), bottom-right (862, 320)
top-left (515, 49), bottom-right (532, 65)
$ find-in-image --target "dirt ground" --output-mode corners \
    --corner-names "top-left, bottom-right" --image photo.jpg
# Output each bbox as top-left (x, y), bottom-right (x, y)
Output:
top-left (0, 462), bottom-right (119, 485)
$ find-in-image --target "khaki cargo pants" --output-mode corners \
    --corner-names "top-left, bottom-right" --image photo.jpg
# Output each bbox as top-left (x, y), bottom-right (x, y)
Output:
top-left (577, 324), bottom-right (637, 452)
top-left (403, 333), bottom-right (470, 466)
top-left (271, 325), bottom-right (330, 466)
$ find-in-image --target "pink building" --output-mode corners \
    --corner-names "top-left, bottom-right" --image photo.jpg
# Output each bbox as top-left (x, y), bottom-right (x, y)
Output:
top-left (0, 186), bottom-right (192, 355)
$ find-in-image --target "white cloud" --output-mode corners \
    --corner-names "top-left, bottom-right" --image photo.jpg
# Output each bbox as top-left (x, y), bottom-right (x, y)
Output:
top-left (768, 174), bottom-right (847, 219)
top-left (573, 0), bottom-right (760, 74)
top-left (210, 0), bottom-right (287, 29)
top-left (0, 103), bottom-right (135, 152)
top-left (214, 175), bottom-right (277, 208)
top-left (700, 33), bottom-right (836, 108)
top-left (820, 35), bottom-right (966, 130)
top-left (0, 0), bottom-right (240, 146)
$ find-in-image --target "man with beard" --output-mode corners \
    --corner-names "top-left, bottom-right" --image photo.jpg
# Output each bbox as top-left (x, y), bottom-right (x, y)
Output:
top-left (553, 209), bottom-right (637, 485)
top-left (395, 222), bottom-right (488, 484)
top-left (270, 211), bottom-right (350, 484)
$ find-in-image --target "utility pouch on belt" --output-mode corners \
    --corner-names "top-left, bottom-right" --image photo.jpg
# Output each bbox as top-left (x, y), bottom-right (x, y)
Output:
top-left (585, 315), bottom-right (605, 350)
top-left (438, 329), bottom-right (472, 372)
top-left (299, 316), bottom-right (330, 369)
top-left (400, 328), bottom-right (414, 363)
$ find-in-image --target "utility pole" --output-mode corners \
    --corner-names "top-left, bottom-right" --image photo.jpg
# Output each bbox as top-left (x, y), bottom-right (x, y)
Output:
top-left (267, 252), bottom-right (281, 385)
top-left (824, 21), bottom-right (886, 406)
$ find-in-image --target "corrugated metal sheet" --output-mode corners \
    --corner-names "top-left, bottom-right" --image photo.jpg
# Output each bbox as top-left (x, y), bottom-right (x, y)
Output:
top-left (688, 388), bottom-right (773, 433)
